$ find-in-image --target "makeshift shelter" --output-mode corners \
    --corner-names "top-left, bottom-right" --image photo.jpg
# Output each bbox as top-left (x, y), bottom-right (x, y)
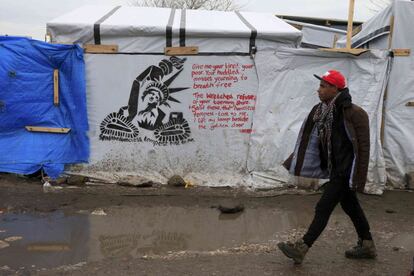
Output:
top-left (0, 36), bottom-right (89, 178)
top-left (283, 19), bottom-right (347, 49)
top-left (46, 6), bottom-right (302, 185)
top-left (337, 0), bottom-right (414, 189)
top-left (47, 5), bottom-right (301, 52)
top-left (46, 6), bottom-right (390, 194)
top-left (249, 48), bottom-right (389, 195)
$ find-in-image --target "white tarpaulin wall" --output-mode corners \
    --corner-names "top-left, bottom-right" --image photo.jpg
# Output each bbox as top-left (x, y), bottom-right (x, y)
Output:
top-left (79, 49), bottom-right (391, 194)
top-left (248, 48), bottom-right (390, 194)
top-left (338, 0), bottom-right (414, 188)
top-left (81, 54), bottom-right (258, 186)
top-left (48, 5), bottom-right (302, 186)
top-left (383, 1), bottom-right (414, 187)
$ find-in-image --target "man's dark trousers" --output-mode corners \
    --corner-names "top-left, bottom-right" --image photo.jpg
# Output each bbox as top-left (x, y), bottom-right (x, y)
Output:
top-left (303, 176), bottom-right (372, 247)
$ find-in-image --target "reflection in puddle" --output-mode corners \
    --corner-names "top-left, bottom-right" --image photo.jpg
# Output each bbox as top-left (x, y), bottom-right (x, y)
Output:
top-left (0, 205), bottom-right (308, 269)
top-left (0, 212), bottom-right (89, 269)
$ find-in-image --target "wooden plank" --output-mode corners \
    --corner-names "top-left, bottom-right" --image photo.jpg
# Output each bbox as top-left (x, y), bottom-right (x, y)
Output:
top-left (406, 101), bottom-right (414, 106)
top-left (53, 69), bottom-right (59, 106)
top-left (380, 87), bottom-right (389, 144)
top-left (25, 126), bottom-right (71, 134)
top-left (84, 44), bottom-right (118, 53)
top-left (392, 49), bottom-right (411, 56)
top-left (165, 46), bottom-right (199, 56)
top-left (346, 0), bottom-right (356, 49)
top-left (352, 24), bottom-right (362, 36)
top-left (388, 16), bottom-right (395, 49)
top-left (382, 16), bottom-right (395, 144)
top-left (289, 23), bottom-right (303, 30)
top-left (319, 48), bottom-right (368, 55)
top-left (332, 34), bottom-right (339, 48)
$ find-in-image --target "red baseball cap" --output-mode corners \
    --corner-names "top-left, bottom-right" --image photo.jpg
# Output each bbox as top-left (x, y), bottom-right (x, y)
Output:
top-left (314, 70), bottom-right (346, 89)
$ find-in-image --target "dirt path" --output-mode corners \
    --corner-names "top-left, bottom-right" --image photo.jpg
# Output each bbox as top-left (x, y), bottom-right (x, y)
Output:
top-left (0, 174), bottom-right (413, 275)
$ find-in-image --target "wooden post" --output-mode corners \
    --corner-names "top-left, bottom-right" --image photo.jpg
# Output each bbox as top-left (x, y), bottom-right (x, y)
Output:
top-left (388, 16), bottom-right (395, 49)
top-left (53, 69), bottom-right (59, 106)
top-left (380, 15), bottom-right (396, 144)
top-left (346, 0), bottom-right (356, 49)
top-left (319, 0), bottom-right (367, 55)
top-left (332, 34), bottom-right (339, 48)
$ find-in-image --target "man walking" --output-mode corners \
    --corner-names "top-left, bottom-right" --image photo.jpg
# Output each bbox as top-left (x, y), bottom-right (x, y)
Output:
top-left (278, 70), bottom-right (376, 264)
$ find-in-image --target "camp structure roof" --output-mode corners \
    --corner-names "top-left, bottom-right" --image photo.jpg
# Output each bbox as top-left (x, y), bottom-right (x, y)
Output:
top-left (47, 6), bottom-right (302, 53)
top-left (276, 14), bottom-right (363, 30)
top-left (283, 19), bottom-right (347, 48)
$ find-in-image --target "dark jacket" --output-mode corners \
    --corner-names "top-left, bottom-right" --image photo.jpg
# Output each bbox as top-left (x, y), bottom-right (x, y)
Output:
top-left (283, 89), bottom-right (370, 192)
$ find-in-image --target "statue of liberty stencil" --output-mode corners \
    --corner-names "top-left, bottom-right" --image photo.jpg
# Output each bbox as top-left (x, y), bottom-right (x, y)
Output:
top-left (99, 56), bottom-right (192, 144)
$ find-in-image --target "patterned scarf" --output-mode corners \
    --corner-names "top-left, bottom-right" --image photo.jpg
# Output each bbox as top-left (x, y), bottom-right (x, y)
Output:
top-left (313, 93), bottom-right (341, 172)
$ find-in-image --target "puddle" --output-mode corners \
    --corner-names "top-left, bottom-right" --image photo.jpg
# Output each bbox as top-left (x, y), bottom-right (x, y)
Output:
top-left (0, 212), bottom-right (89, 269)
top-left (0, 206), bottom-right (308, 269)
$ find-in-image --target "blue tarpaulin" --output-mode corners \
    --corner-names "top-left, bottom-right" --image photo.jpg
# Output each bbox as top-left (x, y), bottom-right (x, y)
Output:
top-left (0, 36), bottom-right (89, 178)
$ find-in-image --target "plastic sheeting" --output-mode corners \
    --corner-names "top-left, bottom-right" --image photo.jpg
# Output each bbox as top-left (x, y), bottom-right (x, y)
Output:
top-left (383, 1), bottom-right (414, 187)
top-left (74, 54), bottom-right (258, 186)
top-left (71, 49), bottom-right (391, 194)
top-left (47, 6), bottom-right (302, 53)
top-left (285, 19), bottom-right (346, 48)
top-left (0, 36), bottom-right (89, 178)
top-left (248, 48), bottom-right (390, 194)
top-left (337, 4), bottom-right (393, 49)
top-left (337, 0), bottom-right (414, 188)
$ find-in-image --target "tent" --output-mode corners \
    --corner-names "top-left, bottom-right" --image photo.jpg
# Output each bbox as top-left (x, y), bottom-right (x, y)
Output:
top-left (0, 36), bottom-right (89, 178)
top-left (338, 0), bottom-right (414, 189)
top-left (46, 6), bottom-right (390, 194)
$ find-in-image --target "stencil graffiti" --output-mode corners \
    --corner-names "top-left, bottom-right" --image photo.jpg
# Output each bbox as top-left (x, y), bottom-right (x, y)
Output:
top-left (100, 56), bottom-right (193, 145)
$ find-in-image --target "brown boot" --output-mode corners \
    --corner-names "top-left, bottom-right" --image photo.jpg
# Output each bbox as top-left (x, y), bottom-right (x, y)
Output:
top-left (277, 239), bottom-right (309, 264)
top-left (345, 239), bottom-right (377, 259)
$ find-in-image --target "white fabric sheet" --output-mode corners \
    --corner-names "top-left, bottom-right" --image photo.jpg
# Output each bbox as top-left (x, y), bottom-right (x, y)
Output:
top-left (248, 48), bottom-right (390, 194)
top-left (47, 6), bottom-right (302, 53)
top-left (78, 54), bottom-right (258, 186)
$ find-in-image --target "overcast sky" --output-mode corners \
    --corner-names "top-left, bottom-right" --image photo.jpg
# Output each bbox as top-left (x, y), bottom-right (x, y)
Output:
top-left (0, 0), bottom-right (386, 40)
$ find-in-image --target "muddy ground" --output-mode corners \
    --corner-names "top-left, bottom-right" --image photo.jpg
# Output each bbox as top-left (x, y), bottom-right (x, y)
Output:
top-left (0, 173), bottom-right (413, 276)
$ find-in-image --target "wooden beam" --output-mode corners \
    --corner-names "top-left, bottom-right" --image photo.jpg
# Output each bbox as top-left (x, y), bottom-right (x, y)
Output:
top-left (289, 23), bottom-right (303, 30)
top-left (84, 44), bottom-right (118, 53)
top-left (332, 34), bottom-right (339, 48)
top-left (380, 87), bottom-right (388, 144)
top-left (388, 16), bottom-right (395, 49)
top-left (346, 0), bottom-right (356, 49)
top-left (164, 46), bottom-right (199, 56)
top-left (319, 48), bottom-right (368, 55)
top-left (381, 16), bottom-right (395, 144)
top-left (352, 24), bottom-right (362, 37)
top-left (392, 49), bottom-right (411, 56)
top-left (25, 126), bottom-right (71, 134)
top-left (53, 69), bottom-right (59, 106)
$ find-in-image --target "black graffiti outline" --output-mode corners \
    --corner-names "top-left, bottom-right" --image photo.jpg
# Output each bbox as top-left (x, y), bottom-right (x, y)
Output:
top-left (99, 56), bottom-right (193, 145)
